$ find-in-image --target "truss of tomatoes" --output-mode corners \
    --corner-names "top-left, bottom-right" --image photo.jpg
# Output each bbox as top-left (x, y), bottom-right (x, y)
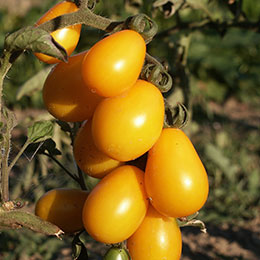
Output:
top-left (35, 2), bottom-right (209, 259)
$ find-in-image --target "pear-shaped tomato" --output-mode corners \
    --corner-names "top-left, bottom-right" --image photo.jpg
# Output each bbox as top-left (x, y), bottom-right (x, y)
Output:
top-left (43, 51), bottom-right (102, 122)
top-left (35, 1), bottom-right (81, 64)
top-left (73, 119), bottom-right (122, 178)
top-left (91, 80), bottom-right (164, 162)
top-left (145, 128), bottom-right (209, 218)
top-left (82, 165), bottom-right (148, 244)
top-left (81, 30), bottom-right (146, 97)
top-left (127, 205), bottom-right (182, 260)
top-left (35, 188), bottom-right (89, 233)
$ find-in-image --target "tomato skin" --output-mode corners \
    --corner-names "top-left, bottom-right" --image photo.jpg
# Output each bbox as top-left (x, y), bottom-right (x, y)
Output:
top-left (35, 1), bottom-right (81, 64)
top-left (43, 51), bottom-right (102, 122)
top-left (145, 128), bottom-right (209, 218)
top-left (91, 80), bottom-right (165, 162)
top-left (81, 30), bottom-right (146, 97)
top-left (103, 248), bottom-right (130, 260)
top-left (35, 188), bottom-right (89, 233)
top-left (82, 165), bottom-right (148, 244)
top-left (127, 205), bottom-right (182, 260)
top-left (73, 119), bottom-right (123, 178)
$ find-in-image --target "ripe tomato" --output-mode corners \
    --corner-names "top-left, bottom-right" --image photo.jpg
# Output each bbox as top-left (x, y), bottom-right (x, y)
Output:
top-left (81, 30), bottom-right (146, 97)
top-left (91, 80), bottom-right (164, 162)
top-left (35, 1), bottom-right (81, 64)
top-left (104, 248), bottom-right (130, 260)
top-left (73, 119), bottom-right (123, 178)
top-left (43, 51), bottom-right (102, 122)
top-left (145, 128), bottom-right (209, 218)
top-left (35, 188), bottom-right (89, 233)
top-left (82, 165), bottom-right (148, 244)
top-left (127, 205), bottom-right (182, 260)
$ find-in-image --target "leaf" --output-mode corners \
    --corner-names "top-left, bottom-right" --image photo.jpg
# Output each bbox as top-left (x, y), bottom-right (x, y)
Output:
top-left (177, 215), bottom-right (207, 233)
top-left (0, 210), bottom-right (64, 238)
top-left (27, 120), bottom-right (54, 143)
top-left (38, 138), bottom-right (62, 156)
top-left (72, 234), bottom-right (89, 260)
top-left (153, 0), bottom-right (184, 18)
top-left (5, 26), bottom-right (68, 62)
top-left (16, 66), bottom-right (53, 100)
top-left (56, 120), bottom-right (72, 134)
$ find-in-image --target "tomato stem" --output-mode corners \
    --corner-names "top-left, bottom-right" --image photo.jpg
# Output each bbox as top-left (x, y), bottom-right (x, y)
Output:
top-left (42, 152), bottom-right (80, 183)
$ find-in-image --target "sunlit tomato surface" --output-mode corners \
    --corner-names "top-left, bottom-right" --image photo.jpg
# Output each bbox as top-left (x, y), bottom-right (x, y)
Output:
top-left (43, 51), bottom-right (102, 122)
top-left (91, 80), bottom-right (164, 162)
top-left (127, 205), bottom-right (182, 260)
top-left (35, 1), bottom-right (81, 64)
top-left (35, 188), bottom-right (89, 233)
top-left (82, 165), bottom-right (148, 244)
top-left (103, 248), bottom-right (130, 260)
top-left (73, 119), bottom-right (122, 178)
top-left (81, 30), bottom-right (146, 97)
top-left (145, 128), bottom-right (209, 218)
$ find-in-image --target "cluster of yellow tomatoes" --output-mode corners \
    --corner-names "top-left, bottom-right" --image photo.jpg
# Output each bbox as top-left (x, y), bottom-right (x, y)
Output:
top-left (34, 1), bottom-right (209, 259)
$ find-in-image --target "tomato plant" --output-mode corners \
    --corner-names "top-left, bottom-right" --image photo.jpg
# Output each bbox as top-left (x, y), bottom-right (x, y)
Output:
top-left (35, 188), bottom-right (89, 233)
top-left (42, 51), bottom-right (102, 122)
top-left (82, 165), bottom-right (148, 244)
top-left (91, 79), bottom-right (165, 162)
top-left (127, 205), bottom-right (182, 260)
top-left (73, 119), bottom-right (123, 178)
top-left (103, 248), bottom-right (130, 260)
top-left (145, 128), bottom-right (209, 218)
top-left (81, 30), bottom-right (146, 97)
top-left (34, 0), bottom-right (81, 64)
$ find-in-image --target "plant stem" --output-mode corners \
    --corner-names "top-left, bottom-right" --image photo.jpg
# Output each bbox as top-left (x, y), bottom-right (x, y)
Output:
top-left (37, 3), bottom-right (123, 34)
top-left (42, 152), bottom-right (79, 183)
top-left (76, 165), bottom-right (87, 191)
top-left (7, 139), bottom-right (30, 173)
top-left (1, 128), bottom-right (11, 202)
top-left (0, 50), bottom-right (13, 122)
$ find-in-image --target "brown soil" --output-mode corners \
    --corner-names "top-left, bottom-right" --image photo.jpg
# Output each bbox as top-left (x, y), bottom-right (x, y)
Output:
top-left (181, 216), bottom-right (260, 260)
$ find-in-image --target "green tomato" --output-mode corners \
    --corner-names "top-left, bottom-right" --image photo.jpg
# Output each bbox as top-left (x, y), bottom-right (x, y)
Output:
top-left (103, 248), bottom-right (130, 260)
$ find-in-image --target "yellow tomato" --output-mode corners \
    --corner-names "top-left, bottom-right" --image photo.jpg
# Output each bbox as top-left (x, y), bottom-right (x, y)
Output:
top-left (73, 119), bottom-right (123, 178)
top-left (91, 80), bottom-right (164, 162)
top-left (81, 30), bottom-right (146, 97)
top-left (127, 205), bottom-right (182, 260)
top-left (82, 165), bottom-right (148, 244)
top-left (42, 51), bottom-right (102, 122)
top-left (145, 128), bottom-right (209, 218)
top-left (35, 1), bottom-right (81, 64)
top-left (35, 188), bottom-right (89, 233)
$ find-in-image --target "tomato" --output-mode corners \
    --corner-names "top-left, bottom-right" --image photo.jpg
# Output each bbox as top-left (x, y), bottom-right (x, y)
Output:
top-left (35, 1), bottom-right (81, 64)
top-left (91, 80), bottom-right (164, 162)
top-left (35, 188), bottom-right (89, 233)
top-left (73, 119), bottom-right (123, 178)
top-left (103, 248), bottom-right (130, 260)
top-left (82, 165), bottom-right (148, 244)
top-left (145, 128), bottom-right (209, 218)
top-left (127, 205), bottom-right (182, 260)
top-left (81, 30), bottom-right (146, 97)
top-left (43, 51), bottom-right (102, 122)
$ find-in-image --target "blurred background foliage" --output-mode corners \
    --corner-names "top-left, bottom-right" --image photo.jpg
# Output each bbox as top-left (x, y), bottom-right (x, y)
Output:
top-left (0, 0), bottom-right (259, 259)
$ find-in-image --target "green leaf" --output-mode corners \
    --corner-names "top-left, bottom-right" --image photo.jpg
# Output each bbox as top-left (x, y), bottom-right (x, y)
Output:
top-left (16, 66), bottom-right (53, 100)
top-left (27, 120), bottom-right (54, 143)
top-left (5, 26), bottom-right (68, 62)
top-left (72, 234), bottom-right (89, 260)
